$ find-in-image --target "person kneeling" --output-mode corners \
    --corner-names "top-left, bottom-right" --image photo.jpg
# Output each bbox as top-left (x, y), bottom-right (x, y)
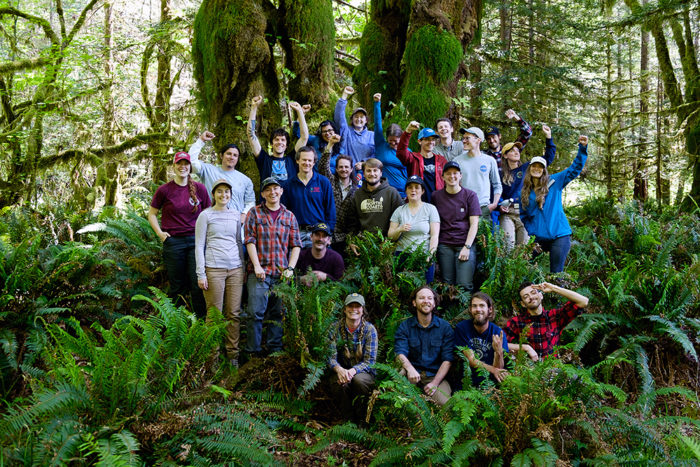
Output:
top-left (328, 293), bottom-right (378, 424)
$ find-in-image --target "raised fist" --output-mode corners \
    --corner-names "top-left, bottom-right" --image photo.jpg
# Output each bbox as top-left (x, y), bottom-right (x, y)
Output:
top-left (289, 101), bottom-right (301, 112)
top-left (373, 93), bottom-right (381, 102)
top-left (344, 86), bottom-right (355, 95)
top-left (302, 104), bottom-right (311, 114)
top-left (251, 95), bottom-right (263, 106)
top-left (578, 135), bottom-right (588, 146)
top-left (542, 125), bottom-right (551, 139)
top-left (505, 109), bottom-right (519, 120)
top-left (406, 121), bottom-right (420, 132)
top-left (200, 130), bottom-right (215, 142)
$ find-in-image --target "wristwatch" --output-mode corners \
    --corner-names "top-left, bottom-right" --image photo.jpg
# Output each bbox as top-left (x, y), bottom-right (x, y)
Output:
top-left (464, 244), bottom-right (472, 249)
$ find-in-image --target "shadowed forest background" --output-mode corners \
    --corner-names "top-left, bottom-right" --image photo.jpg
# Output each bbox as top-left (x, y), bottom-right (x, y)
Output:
top-left (0, 0), bottom-right (699, 465)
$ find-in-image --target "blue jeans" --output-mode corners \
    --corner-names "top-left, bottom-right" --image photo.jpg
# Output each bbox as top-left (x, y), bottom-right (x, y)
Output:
top-left (245, 275), bottom-right (284, 354)
top-left (536, 235), bottom-right (571, 273)
top-left (162, 235), bottom-right (207, 317)
top-left (436, 244), bottom-right (477, 291)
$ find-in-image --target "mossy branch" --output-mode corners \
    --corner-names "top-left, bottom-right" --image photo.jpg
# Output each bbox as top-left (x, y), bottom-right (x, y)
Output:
top-left (0, 7), bottom-right (59, 44)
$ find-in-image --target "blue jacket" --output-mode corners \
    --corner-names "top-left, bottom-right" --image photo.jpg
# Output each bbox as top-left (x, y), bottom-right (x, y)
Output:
top-left (335, 98), bottom-right (375, 165)
top-left (281, 172), bottom-right (336, 231)
top-left (394, 315), bottom-right (455, 376)
top-left (373, 100), bottom-right (407, 197)
top-left (501, 138), bottom-right (556, 205)
top-left (520, 143), bottom-right (587, 240)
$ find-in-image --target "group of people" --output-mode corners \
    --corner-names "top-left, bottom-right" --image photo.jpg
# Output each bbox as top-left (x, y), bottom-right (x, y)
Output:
top-left (146, 85), bottom-right (590, 370)
top-left (330, 281), bottom-right (589, 422)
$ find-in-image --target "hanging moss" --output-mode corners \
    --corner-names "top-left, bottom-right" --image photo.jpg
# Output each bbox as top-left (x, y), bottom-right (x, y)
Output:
top-left (192, 0), bottom-right (272, 122)
top-left (280, 0), bottom-right (335, 107)
top-left (403, 25), bottom-right (463, 84)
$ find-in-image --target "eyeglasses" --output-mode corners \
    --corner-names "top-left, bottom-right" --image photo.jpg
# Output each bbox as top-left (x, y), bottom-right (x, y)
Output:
top-left (322, 129), bottom-right (334, 134)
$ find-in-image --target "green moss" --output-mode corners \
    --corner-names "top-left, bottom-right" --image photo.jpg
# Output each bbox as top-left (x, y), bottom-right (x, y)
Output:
top-left (403, 25), bottom-right (463, 84)
top-left (687, 119), bottom-right (700, 156)
top-left (401, 79), bottom-right (449, 130)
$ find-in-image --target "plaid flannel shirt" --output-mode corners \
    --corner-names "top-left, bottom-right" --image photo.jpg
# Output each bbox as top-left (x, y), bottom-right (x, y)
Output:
top-left (320, 149), bottom-right (358, 243)
top-left (504, 301), bottom-right (582, 358)
top-left (328, 319), bottom-right (378, 375)
top-left (485, 117), bottom-right (533, 169)
top-left (244, 203), bottom-right (302, 277)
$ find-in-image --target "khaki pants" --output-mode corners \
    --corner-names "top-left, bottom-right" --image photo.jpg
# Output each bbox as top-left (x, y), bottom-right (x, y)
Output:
top-left (500, 207), bottom-right (529, 250)
top-left (401, 369), bottom-right (452, 406)
top-left (203, 267), bottom-right (244, 359)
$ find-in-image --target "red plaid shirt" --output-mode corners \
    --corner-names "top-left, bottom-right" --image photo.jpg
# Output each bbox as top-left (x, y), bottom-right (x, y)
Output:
top-left (244, 203), bottom-right (302, 277)
top-left (504, 301), bottom-right (582, 358)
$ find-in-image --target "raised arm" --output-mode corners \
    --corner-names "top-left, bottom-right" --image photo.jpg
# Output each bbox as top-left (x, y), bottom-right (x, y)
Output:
top-left (291, 101), bottom-right (309, 151)
top-left (396, 121), bottom-right (420, 166)
top-left (560, 135), bottom-right (588, 187)
top-left (506, 109), bottom-right (533, 148)
top-left (534, 282), bottom-right (589, 308)
top-left (188, 130), bottom-right (215, 174)
top-left (334, 86), bottom-right (354, 132)
top-left (247, 96), bottom-right (263, 157)
top-left (542, 125), bottom-right (556, 166)
top-left (373, 94), bottom-right (386, 147)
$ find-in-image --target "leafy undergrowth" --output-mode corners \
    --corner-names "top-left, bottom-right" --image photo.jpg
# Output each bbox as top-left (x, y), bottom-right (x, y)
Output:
top-left (0, 199), bottom-right (699, 465)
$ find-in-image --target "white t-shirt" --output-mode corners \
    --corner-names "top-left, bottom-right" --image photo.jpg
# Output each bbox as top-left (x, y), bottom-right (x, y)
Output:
top-left (390, 202), bottom-right (440, 252)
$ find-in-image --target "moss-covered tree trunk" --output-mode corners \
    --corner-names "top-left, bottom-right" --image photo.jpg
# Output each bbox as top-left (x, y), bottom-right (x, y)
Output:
top-left (354, 0), bottom-right (480, 130)
top-left (279, 0), bottom-right (335, 108)
top-left (192, 0), bottom-right (281, 185)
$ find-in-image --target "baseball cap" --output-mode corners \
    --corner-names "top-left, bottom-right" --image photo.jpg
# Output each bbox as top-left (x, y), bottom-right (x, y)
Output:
top-left (311, 223), bottom-right (331, 235)
top-left (173, 151), bottom-right (191, 164)
top-left (502, 142), bottom-right (523, 154)
top-left (261, 177), bottom-right (282, 191)
top-left (459, 127), bottom-right (485, 141)
top-left (351, 107), bottom-right (368, 118)
top-left (211, 179), bottom-right (233, 195)
top-left (344, 293), bottom-right (366, 306)
top-left (405, 175), bottom-right (427, 191)
top-left (417, 127), bottom-right (439, 140)
top-left (530, 156), bottom-right (547, 167)
top-left (485, 126), bottom-right (500, 136)
top-left (442, 161), bottom-right (461, 175)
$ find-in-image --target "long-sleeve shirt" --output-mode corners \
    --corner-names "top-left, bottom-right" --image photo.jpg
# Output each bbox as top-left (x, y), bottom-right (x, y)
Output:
top-left (319, 150), bottom-right (357, 243)
top-left (244, 204), bottom-right (302, 277)
top-left (504, 301), bottom-right (582, 358)
top-left (520, 143), bottom-right (587, 240)
top-left (281, 172), bottom-right (336, 231)
top-left (334, 98), bottom-right (375, 165)
top-left (373, 100), bottom-right (407, 197)
top-left (485, 117), bottom-right (533, 169)
top-left (453, 152), bottom-right (502, 207)
top-left (433, 139), bottom-right (464, 162)
top-left (500, 138), bottom-right (556, 205)
top-left (394, 315), bottom-right (455, 376)
top-left (396, 132), bottom-right (448, 194)
top-left (194, 208), bottom-right (243, 280)
top-left (188, 139), bottom-right (255, 214)
top-left (328, 319), bottom-right (378, 375)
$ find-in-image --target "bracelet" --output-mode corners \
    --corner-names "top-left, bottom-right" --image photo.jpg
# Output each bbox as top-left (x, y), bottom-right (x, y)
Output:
top-left (464, 244), bottom-right (472, 249)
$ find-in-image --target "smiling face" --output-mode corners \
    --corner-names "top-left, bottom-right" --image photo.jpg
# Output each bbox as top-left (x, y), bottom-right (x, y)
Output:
top-left (173, 160), bottom-right (191, 179)
top-left (462, 133), bottom-right (481, 151)
top-left (442, 167), bottom-right (462, 188)
top-left (321, 124), bottom-right (335, 143)
top-left (504, 147), bottom-right (521, 164)
top-left (519, 285), bottom-right (543, 314)
top-left (213, 185), bottom-right (231, 206)
top-left (311, 230), bottom-right (330, 250)
top-left (469, 297), bottom-right (491, 327)
top-left (436, 121), bottom-right (453, 139)
top-left (364, 166), bottom-right (382, 186)
top-left (419, 136), bottom-right (438, 153)
top-left (336, 157), bottom-right (352, 181)
top-left (261, 184), bottom-right (283, 207)
top-left (351, 112), bottom-right (367, 130)
top-left (529, 162), bottom-right (545, 179)
top-left (221, 147), bottom-right (239, 171)
top-left (387, 135), bottom-right (400, 150)
top-left (344, 302), bottom-right (364, 322)
top-left (297, 150), bottom-right (315, 175)
top-left (272, 135), bottom-right (287, 156)
top-left (413, 288), bottom-right (436, 317)
top-left (486, 133), bottom-right (501, 150)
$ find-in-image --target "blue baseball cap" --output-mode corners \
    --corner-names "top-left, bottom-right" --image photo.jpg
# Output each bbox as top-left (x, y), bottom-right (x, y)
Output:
top-left (405, 175), bottom-right (427, 191)
top-left (418, 128), bottom-right (439, 140)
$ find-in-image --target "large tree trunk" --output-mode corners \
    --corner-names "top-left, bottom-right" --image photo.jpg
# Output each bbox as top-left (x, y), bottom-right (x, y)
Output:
top-left (192, 0), bottom-right (281, 184)
top-left (279, 0), bottom-right (335, 109)
top-left (633, 2), bottom-right (649, 202)
top-left (102, 1), bottom-right (119, 206)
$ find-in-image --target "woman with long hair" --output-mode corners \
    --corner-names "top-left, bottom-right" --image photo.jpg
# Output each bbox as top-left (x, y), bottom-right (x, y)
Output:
top-left (148, 152), bottom-right (211, 316)
top-left (499, 124), bottom-right (556, 250)
top-left (520, 135), bottom-right (588, 273)
top-left (195, 179), bottom-right (245, 368)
